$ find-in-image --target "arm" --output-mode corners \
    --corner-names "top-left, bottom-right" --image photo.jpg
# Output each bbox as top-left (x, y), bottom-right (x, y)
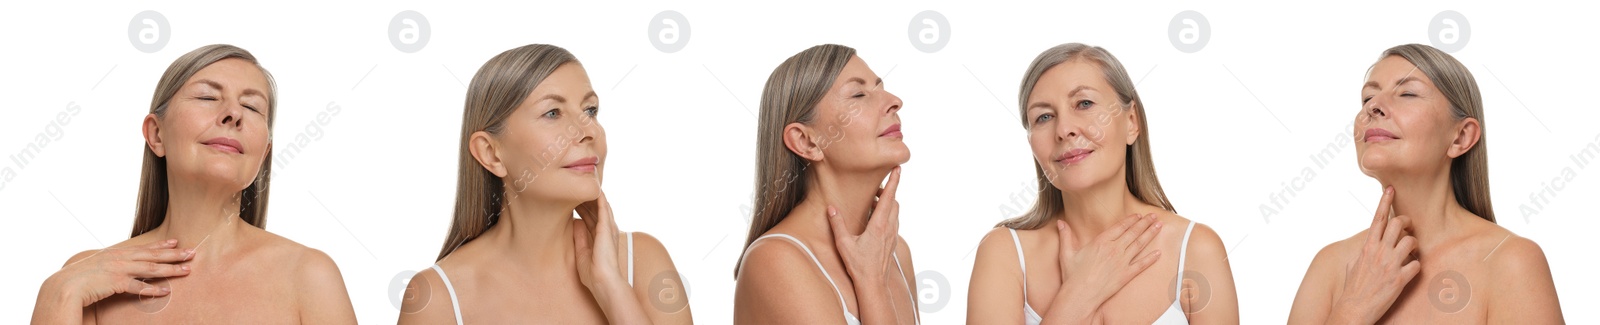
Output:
top-left (397, 268), bottom-right (460, 325)
top-left (295, 249), bottom-right (357, 324)
top-left (894, 236), bottom-right (918, 324)
top-left (1180, 223), bottom-right (1239, 324)
top-left (1287, 240), bottom-right (1348, 324)
top-left (33, 240), bottom-right (192, 325)
top-left (1486, 237), bottom-right (1563, 324)
top-left (735, 240), bottom-right (864, 324)
top-left (627, 232), bottom-right (694, 325)
top-left (966, 228), bottom-right (1027, 324)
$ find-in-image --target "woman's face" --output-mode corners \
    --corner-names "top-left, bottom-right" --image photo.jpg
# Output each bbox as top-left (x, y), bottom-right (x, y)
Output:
top-left (147, 58), bottom-right (273, 193)
top-left (804, 56), bottom-right (908, 172)
top-left (1355, 56), bottom-right (1464, 179)
top-left (1025, 60), bottom-right (1139, 193)
top-left (493, 63), bottom-right (607, 204)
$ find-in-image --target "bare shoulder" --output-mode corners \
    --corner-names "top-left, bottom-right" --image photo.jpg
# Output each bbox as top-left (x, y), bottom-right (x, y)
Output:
top-left (972, 227), bottom-right (1022, 270)
top-left (398, 267), bottom-right (458, 324)
top-left (734, 234), bottom-right (845, 322)
top-left (627, 231), bottom-right (682, 285)
top-left (1476, 227), bottom-right (1551, 280)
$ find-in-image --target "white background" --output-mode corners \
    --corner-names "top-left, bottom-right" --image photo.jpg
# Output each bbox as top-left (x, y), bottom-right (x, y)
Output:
top-left (2, 1), bottom-right (1595, 323)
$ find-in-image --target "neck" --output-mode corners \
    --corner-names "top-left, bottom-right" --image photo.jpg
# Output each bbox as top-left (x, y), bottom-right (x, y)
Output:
top-left (793, 164), bottom-right (890, 239)
top-left (149, 181), bottom-right (246, 257)
top-left (483, 195), bottom-right (578, 265)
top-left (1057, 169), bottom-right (1144, 243)
top-left (1380, 167), bottom-right (1470, 251)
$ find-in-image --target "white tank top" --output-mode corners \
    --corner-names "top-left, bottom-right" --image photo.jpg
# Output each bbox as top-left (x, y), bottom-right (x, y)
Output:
top-left (743, 233), bottom-right (921, 325)
top-left (1009, 221), bottom-right (1195, 325)
top-left (430, 232), bottom-right (638, 325)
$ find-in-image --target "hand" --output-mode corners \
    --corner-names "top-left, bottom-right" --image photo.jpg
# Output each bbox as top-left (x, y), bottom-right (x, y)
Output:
top-left (1330, 187), bottom-right (1420, 324)
top-left (1058, 213), bottom-right (1163, 305)
top-left (574, 191), bottom-right (627, 292)
top-left (33, 239), bottom-right (193, 323)
top-left (826, 167), bottom-right (902, 285)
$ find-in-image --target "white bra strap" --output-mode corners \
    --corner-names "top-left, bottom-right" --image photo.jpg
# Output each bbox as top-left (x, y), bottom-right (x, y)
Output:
top-left (891, 251), bottom-right (920, 324)
top-left (627, 232), bottom-right (635, 287)
top-left (749, 233), bottom-right (853, 321)
top-left (1007, 228), bottom-right (1028, 300)
top-left (429, 264), bottom-right (464, 325)
top-left (1174, 221), bottom-right (1196, 300)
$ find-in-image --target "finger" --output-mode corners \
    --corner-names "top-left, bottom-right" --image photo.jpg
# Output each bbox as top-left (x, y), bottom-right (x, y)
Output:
top-left (572, 221), bottom-right (592, 255)
top-left (881, 167), bottom-right (902, 202)
top-left (123, 279), bottom-right (171, 297)
top-left (1116, 214), bottom-right (1157, 243)
top-left (1393, 235), bottom-right (1417, 262)
top-left (1102, 214), bottom-right (1144, 242)
top-left (119, 261), bottom-right (190, 279)
top-left (1367, 187), bottom-right (1395, 243)
top-left (1382, 215), bottom-right (1409, 249)
top-left (138, 239), bottom-right (179, 250)
top-left (596, 191), bottom-right (617, 233)
top-left (126, 248), bottom-right (194, 263)
top-left (1057, 220), bottom-right (1075, 256)
top-left (1127, 250), bottom-right (1163, 275)
top-left (825, 206), bottom-right (851, 240)
top-left (1127, 217), bottom-right (1164, 253)
top-left (1399, 259), bottom-right (1422, 283)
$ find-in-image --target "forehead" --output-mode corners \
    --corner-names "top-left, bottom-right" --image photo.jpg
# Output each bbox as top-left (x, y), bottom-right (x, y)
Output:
top-left (189, 58), bottom-right (270, 91)
top-left (831, 56), bottom-right (874, 86)
top-left (1365, 55), bottom-right (1425, 84)
top-left (1033, 60), bottom-right (1110, 96)
top-left (529, 62), bottom-right (592, 95)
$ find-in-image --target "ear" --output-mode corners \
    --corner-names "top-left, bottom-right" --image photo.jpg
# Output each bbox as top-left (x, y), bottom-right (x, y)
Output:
top-left (143, 113), bottom-right (166, 157)
top-left (1446, 117), bottom-right (1481, 159)
top-left (468, 131), bottom-right (509, 177)
top-left (782, 122), bottom-right (824, 162)
top-left (1123, 100), bottom-right (1142, 146)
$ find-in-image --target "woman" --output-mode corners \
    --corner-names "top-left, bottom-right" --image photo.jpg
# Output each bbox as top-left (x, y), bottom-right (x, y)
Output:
top-left (1287, 44), bottom-right (1562, 323)
top-left (398, 44), bottom-right (692, 324)
top-left (733, 44), bottom-right (920, 324)
top-left (966, 43), bottom-right (1239, 324)
top-left (30, 44), bottom-right (357, 323)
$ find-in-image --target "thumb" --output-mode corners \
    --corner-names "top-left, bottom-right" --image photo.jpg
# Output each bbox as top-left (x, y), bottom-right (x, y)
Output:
top-left (1057, 220), bottom-right (1076, 256)
top-left (826, 206), bottom-right (850, 239)
top-left (572, 222), bottom-right (592, 258)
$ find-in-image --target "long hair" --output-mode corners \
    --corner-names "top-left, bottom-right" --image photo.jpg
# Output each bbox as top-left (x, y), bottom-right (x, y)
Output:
top-left (997, 43), bottom-right (1174, 230)
top-left (132, 44), bottom-right (277, 237)
top-left (436, 44), bottom-right (579, 261)
top-left (735, 44), bottom-right (856, 277)
top-left (1378, 44), bottom-right (1493, 222)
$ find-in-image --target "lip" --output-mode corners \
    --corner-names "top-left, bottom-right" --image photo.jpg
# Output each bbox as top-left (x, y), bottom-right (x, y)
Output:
top-left (201, 137), bottom-right (244, 154)
top-left (879, 123), bottom-right (902, 138)
top-left (1056, 148), bottom-right (1093, 164)
top-left (1364, 128), bottom-right (1399, 143)
top-left (563, 156), bottom-right (599, 173)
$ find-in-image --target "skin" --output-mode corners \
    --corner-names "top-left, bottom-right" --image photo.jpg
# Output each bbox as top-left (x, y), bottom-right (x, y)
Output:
top-left (734, 55), bottom-right (920, 324)
top-left (968, 59), bottom-right (1239, 324)
top-left (1287, 55), bottom-right (1562, 324)
top-left (398, 62), bottom-right (692, 324)
top-left (31, 58), bottom-right (358, 324)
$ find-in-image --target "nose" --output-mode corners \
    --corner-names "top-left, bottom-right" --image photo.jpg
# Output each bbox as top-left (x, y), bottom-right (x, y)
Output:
top-left (1364, 95), bottom-right (1388, 120)
top-left (219, 101), bottom-right (244, 129)
top-left (884, 91), bottom-right (903, 115)
top-left (1055, 115), bottom-right (1080, 143)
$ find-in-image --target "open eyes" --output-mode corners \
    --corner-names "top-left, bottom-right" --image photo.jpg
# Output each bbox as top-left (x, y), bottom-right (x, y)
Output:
top-left (543, 106), bottom-right (600, 119)
top-left (1033, 113), bottom-right (1055, 125)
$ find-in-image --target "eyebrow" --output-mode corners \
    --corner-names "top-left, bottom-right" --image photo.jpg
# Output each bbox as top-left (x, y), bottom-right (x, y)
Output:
top-left (534, 91), bottom-right (598, 104)
top-left (1027, 85), bottom-right (1097, 110)
top-left (844, 77), bottom-right (883, 87)
top-left (189, 79), bottom-right (269, 102)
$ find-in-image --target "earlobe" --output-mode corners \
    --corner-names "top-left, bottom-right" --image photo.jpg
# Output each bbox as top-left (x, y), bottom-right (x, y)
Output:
top-left (1448, 117), bottom-right (1482, 158)
top-left (468, 131), bottom-right (509, 177)
top-left (142, 114), bottom-right (165, 157)
top-left (782, 123), bottom-right (824, 162)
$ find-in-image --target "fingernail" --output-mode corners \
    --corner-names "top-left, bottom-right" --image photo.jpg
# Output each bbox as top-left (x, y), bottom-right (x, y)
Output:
top-left (161, 287), bottom-right (171, 293)
top-left (181, 265), bottom-right (190, 271)
top-left (167, 239), bottom-right (177, 244)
